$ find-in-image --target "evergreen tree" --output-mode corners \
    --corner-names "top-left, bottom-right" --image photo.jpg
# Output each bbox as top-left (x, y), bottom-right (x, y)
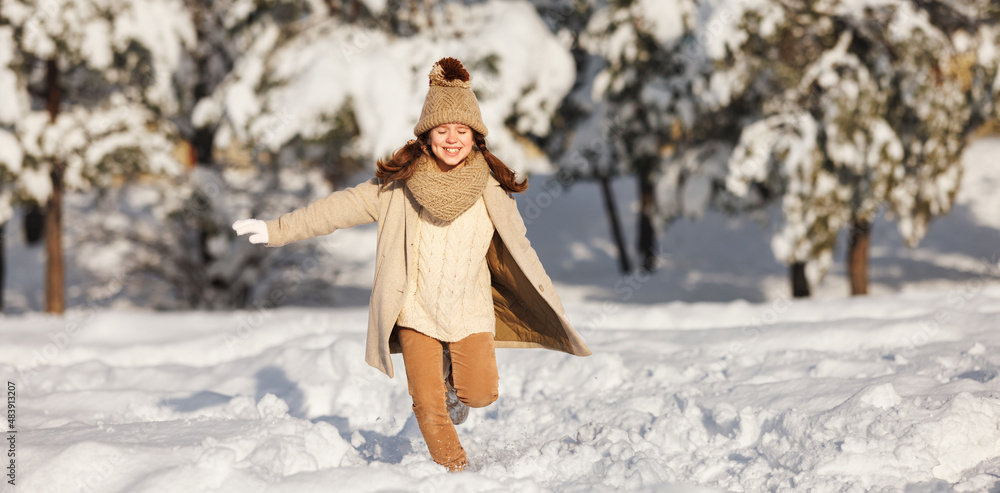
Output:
top-left (573, 0), bottom-right (731, 273)
top-left (0, 25), bottom-right (27, 311)
top-left (0, 0), bottom-right (192, 312)
top-left (146, 0), bottom-right (578, 308)
top-left (530, 0), bottom-right (637, 273)
top-left (723, 0), bottom-right (997, 296)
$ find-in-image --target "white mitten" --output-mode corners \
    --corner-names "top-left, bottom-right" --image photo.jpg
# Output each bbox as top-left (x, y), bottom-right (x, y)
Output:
top-left (233, 218), bottom-right (269, 245)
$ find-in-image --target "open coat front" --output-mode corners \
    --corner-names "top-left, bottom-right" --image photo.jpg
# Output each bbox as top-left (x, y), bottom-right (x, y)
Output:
top-left (265, 175), bottom-right (592, 377)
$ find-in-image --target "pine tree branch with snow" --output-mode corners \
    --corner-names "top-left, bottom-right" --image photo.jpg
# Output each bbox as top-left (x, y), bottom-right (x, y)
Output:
top-left (719, 0), bottom-right (998, 293)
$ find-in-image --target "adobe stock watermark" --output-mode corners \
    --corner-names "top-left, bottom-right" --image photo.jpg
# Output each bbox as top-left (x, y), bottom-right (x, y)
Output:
top-left (16, 267), bottom-right (131, 387)
top-left (6, 381), bottom-right (14, 487)
top-left (416, 473), bottom-right (451, 493)
top-left (178, 105), bottom-right (295, 221)
top-left (75, 453), bottom-right (124, 493)
top-left (221, 239), bottom-right (340, 354)
top-left (249, 107), bottom-right (296, 163)
top-left (901, 253), bottom-right (1000, 356)
top-left (521, 115), bottom-right (630, 227)
top-left (713, 292), bottom-right (792, 371)
top-left (519, 169), bottom-right (575, 227)
top-left (725, 122), bottom-right (782, 193)
top-left (346, 362), bottom-right (384, 398)
top-left (680, 7), bottom-right (736, 63)
top-left (20, 0), bottom-right (63, 38)
top-left (577, 244), bottom-right (674, 333)
top-left (340, 0), bottom-right (410, 62)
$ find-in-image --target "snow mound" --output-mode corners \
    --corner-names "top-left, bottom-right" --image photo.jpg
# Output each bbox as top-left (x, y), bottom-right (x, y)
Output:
top-left (20, 393), bottom-right (361, 493)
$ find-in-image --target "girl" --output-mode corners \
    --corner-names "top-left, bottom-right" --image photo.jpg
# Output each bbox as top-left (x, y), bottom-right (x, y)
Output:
top-left (233, 57), bottom-right (591, 472)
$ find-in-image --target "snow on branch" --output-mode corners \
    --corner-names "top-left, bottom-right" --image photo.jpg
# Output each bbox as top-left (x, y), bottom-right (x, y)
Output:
top-left (195, 1), bottom-right (574, 173)
top-left (16, 94), bottom-right (182, 201)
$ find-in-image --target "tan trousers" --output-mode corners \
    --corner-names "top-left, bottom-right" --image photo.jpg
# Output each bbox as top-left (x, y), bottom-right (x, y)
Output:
top-left (397, 327), bottom-right (499, 471)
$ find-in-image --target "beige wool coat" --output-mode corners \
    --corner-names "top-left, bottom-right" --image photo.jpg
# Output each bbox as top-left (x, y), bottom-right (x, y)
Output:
top-left (264, 174), bottom-right (592, 377)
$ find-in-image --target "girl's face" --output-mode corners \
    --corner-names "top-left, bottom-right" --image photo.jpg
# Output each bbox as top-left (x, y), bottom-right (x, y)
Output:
top-left (429, 123), bottom-right (474, 169)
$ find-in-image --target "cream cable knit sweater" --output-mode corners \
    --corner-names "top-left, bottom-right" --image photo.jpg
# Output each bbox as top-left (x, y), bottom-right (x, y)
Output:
top-left (396, 195), bottom-right (496, 342)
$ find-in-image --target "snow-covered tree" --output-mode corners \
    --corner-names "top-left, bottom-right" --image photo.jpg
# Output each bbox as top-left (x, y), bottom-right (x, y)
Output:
top-left (565, 0), bottom-right (737, 272)
top-left (195, 0), bottom-right (574, 176)
top-left (0, 0), bottom-right (194, 312)
top-left (532, 0), bottom-right (639, 272)
top-left (722, 0), bottom-right (997, 296)
top-left (106, 0), bottom-right (322, 309)
top-left (0, 25), bottom-right (26, 311)
top-left (169, 0), bottom-right (577, 308)
top-left (987, 25), bottom-right (1000, 127)
top-left (10, 0), bottom-right (338, 311)
top-left (727, 30), bottom-right (905, 295)
top-left (63, 0), bottom-right (388, 310)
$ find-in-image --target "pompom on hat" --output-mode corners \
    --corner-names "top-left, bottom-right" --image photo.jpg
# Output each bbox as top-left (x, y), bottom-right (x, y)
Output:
top-left (413, 57), bottom-right (488, 137)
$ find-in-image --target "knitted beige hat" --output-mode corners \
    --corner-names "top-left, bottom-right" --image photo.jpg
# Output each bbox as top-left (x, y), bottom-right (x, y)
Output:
top-left (413, 57), bottom-right (488, 137)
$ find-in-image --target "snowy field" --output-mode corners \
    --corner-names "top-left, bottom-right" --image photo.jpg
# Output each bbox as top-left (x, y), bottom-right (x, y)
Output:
top-left (3, 138), bottom-right (1000, 491)
top-left (6, 290), bottom-right (1000, 492)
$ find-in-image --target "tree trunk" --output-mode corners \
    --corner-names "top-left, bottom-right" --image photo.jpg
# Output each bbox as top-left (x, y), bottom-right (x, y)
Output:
top-left (348, 0), bottom-right (361, 22)
top-left (637, 171), bottom-right (657, 272)
top-left (598, 175), bottom-right (631, 274)
top-left (24, 204), bottom-right (45, 244)
top-left (45, 57), bottom-right (65, 314)
top-left (45, 165), bottom-right (65, 314)
top-left (847, 216), bottom-right (871, 296)
top-left (790, 261), bottom-right (810, 298)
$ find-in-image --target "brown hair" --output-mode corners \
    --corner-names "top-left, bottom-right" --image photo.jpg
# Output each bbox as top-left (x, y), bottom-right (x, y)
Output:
top-left (375, 131), bottom-right (528, 194)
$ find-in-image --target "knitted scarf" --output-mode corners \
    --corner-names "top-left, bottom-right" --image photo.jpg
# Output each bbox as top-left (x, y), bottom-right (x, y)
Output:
top-left (405, 150), bottom-right (490, 222)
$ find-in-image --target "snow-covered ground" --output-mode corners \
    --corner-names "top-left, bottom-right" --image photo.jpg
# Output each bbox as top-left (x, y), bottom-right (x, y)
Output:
top-left (5, 287), bottom-right (1000, 492)
top-left (3, 138), bottom-right (1000, 491)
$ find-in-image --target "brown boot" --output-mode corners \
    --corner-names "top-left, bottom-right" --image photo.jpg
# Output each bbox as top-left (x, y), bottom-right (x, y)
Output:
top-left (443, 349), bottom-right (469, 425)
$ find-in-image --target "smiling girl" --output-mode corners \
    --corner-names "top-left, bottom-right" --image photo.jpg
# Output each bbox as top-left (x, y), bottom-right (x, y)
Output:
top-left (233, 57), bottom-right (590, 472)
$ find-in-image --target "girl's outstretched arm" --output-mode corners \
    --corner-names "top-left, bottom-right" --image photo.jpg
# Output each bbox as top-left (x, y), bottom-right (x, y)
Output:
top-left (252, 177), bottom-right (381, 247)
